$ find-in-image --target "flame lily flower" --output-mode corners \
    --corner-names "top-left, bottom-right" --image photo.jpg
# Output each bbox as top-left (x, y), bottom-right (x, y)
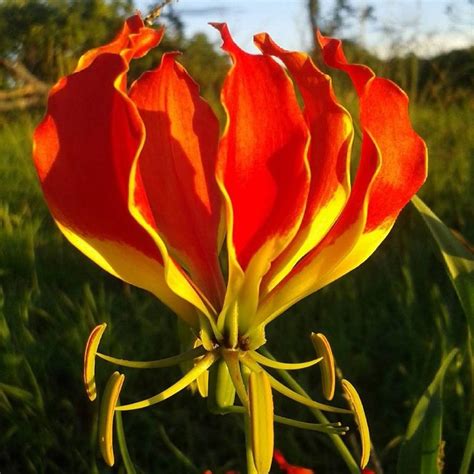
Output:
top-left (33, 14), bottom-right (427, 473)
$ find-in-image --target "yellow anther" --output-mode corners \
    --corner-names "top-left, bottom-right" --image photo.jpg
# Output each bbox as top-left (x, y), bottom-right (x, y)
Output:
top-left (98, 371), bottom-right (125, 467)
top-left (249, 370), bottom-right (274, 474)
top-left (341, 379), bottom-right (371, 469)
top-left (83, 323), bottom-right (107, 401)
top-left (311, 332), bottom-right (336, 400)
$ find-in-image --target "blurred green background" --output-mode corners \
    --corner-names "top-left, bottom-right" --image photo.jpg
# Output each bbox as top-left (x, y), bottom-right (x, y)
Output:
top-left (0, 1), bottom-right (472, 473)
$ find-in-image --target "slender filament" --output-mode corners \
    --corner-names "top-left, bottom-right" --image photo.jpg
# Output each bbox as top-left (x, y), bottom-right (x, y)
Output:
top-left (116, 352), bottom-right (217, 411)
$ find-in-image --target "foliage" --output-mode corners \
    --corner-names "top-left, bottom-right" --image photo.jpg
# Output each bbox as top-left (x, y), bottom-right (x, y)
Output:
top-left (0, 0), bottom-right (134, 85)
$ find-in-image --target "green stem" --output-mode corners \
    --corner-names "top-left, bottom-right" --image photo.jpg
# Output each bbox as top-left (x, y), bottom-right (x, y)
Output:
top-left (261, 348), bottom-right (360, 474)
top-left (459, 413), bottom-right (474, 474)
top-left (89, 396), bottom-right (100, 474)
top-left (157, 423), bottom-right (200, 473)
top-left (115, 404), bottom-right (137, 474)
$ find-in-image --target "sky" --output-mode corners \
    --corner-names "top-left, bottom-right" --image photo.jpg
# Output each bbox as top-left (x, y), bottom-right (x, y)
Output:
top-left (137, 0), bottom-right (474, 58)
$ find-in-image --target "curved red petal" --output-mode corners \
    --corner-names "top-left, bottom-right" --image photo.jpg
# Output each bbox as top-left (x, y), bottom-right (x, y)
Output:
top-left (35, 54), bottom-right (156, 257)
top-left (254, 33), bottom-right (426, 329)
top-left (255, 136), bottom-right (379, 328)
top-left (33, 20), bottom-right (195, 325)
top-left (318, 32), bottom-right (428, 232)
top-left (129, 53), bottom-right (225, 308)
top-left (77, 15), bottom-right (163, 72)
top-left (212, 24), bottom-right (311, 336)
top-left (214, 24), bottom-right (310, 271)
top-left (254, 33), bottom-right (352, 295)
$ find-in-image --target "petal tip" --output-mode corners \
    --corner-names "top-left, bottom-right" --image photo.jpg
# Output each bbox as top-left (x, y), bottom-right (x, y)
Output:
top-left (315, 29), bottom-right (327, 45)
top-left (209, 22), bottom-right (239, 54)
top-left (253, 32), bottom-right (284, 56)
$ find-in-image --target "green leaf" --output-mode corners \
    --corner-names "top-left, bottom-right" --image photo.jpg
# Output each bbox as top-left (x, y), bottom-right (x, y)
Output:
top-left (397, 348), bottom-right (458, 474)
top-left (0, 382), bottom-right (34, 403)
top-left (412, 195), bottom-right (474, 472)
top-left (411, 195), bottom-right (474, 329)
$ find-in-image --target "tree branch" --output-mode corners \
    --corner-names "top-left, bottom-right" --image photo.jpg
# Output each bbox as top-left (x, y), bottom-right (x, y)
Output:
top-left (0, 58), bottom-right (50, 92)
top-left (0, 85), bottom-right (43, 100)
top-left (0, 94), bottom-right (44, 112)
top-left (0, 58), bottom-right (50, 110)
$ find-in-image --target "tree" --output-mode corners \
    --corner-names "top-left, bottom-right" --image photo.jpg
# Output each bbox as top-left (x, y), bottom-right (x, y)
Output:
top-left (0, 0), bottom-right (134, 111)
top-left (0, 0), bottom-right (228, 112)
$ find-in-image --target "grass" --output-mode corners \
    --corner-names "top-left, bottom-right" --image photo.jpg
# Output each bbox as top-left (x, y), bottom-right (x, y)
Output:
top-left (0, 88), bottom-right (472, 474)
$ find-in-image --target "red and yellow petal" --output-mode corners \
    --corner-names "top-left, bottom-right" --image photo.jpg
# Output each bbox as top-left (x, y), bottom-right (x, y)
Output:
top-left (315, 33), bottom-right (427, 286)
top-left (215, 24), bottom-right (310, 270)
top-left (129, 52), bottom-right (224, 310)
top-left (254, 34), bottom-right (426, 328)
top-left (33, 22), bottom-right (195, 326)
top-left (254, 33), bottom-right (353, 296)
top-left (255, 136), bottom-right (380, 327)
top-left (76, 15), bottom-right (163, 73)
top-left (213, 24), bottom-right (310, 336)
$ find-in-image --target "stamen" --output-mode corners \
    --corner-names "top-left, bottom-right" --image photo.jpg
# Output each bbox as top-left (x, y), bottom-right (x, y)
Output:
top-left (207, 405), bottom-right (348, 434)
top-left (98, 371), bottom-right (125, 466)
top-left (311, 332), bottom-right (336, 400)
top-left (221, 349), bottom-right (249, 408)
top-left (194, 341), bottom-right (209, 397)
top-left (198, 313), bottom-right (220, 351)
top-left (341, 379), bottom-right (371, 469)
top-left (83, 323), bottom-right (107, 401)
top-left (196, 368), bottom-right (209, 398)
top-left (249, 350), bottom-right (322, 370)
top-left (96, 345), bottom-right (206, 369)
top-left (241, 357), bottom-right (351, 414)
top-left (249, 370), bottom-right (274, 474)
top-left (272, 416), bottom-right (348, 434)
top-left (115, 352), bottom-right (217, 411)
